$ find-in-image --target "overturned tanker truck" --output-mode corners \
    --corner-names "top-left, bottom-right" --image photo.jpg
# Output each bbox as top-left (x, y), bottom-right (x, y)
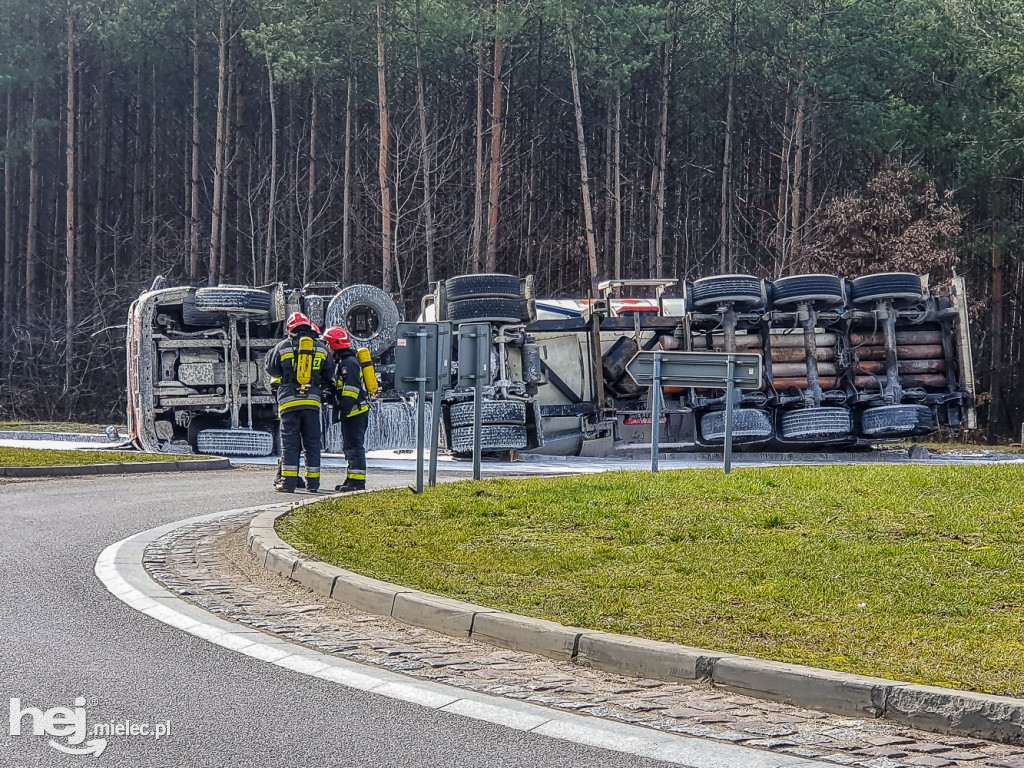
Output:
top-left (127, 271), bottom-right (976, 457)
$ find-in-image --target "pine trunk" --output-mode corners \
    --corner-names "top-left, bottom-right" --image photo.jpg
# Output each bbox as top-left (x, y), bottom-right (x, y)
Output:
top-left (26, 87), bottom-right (40, 322)
top-left (613, 92), bottom-right (623, 280)
top-left (263, 56), bottom-right (278, 284)
top-left (303, 82), bottom-right (318, 284)
top-left (653, 40), bottom-right (671, 280)
top-left (342, 77), bottom-right (353, 285)
top-left (484, 0), bottom-right (505, 274)
top-left (209, 0), bottom-right (228, 285)
top-left (65, 0), bottom-right (76, 394)
top-left (189, 0), bottom-right (201, 281)
top-left (989, 189), bottom-right (1004, 441)
top-left (376, 3), bottom-right (393, 292)
top-left (470, 33), bottom-right (485, 272)
top-left (415, 0), bottom-right (435, 286)
top-left (720, 6), bottom-right (737, 272)
top-left (3, 88), bottom-right (14, 336)
top-left (567, 18), bottom-right (599, 289)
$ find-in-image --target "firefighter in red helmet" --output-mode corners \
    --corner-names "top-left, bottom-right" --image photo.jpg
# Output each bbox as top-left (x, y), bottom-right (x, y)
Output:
top-left (266, 312), bottom-right (334, 492)
top-left (322, 326), bottom-right (369, 492)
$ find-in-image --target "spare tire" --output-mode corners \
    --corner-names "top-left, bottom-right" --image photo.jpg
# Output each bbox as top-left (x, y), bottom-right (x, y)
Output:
top-left (860, 404), bottom-right (935, 438)
top-left (447, 297), bottom-right (528, 325)
top-left (450, 399), bottom-right (527, 429)
top-left (770, 274), bottom-right (846, 308)
top-left (849, 272), bottom-right (924, 304)
top-left (699, 409), bottom-right (774, 444)
top-left (325, 284), bottom-right (401, 358)
top-left (780, 407), bottom-right (852, 441)
top-left (690, 274), bottom-right (767, 310)
top-left (194, 286), bottom-right (271, 316)
top-left (182, 292), bottom-right (223, 327)
top-left (446, 274), bottom-right (522, 301)
top-left (450, 424), bottom-right (528, 453)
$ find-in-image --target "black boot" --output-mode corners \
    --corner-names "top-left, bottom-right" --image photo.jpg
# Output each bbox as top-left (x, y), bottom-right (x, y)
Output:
top-left (306, 478), bottom-right (320, 493)
top-left (334, 480), bottom-right (366, 493)
top-left (274, 477), bottom-right (297, 493)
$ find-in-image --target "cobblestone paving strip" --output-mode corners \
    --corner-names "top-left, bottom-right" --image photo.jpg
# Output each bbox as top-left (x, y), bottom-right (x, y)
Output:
top-left (144, 512), bottom-right (1024, 768)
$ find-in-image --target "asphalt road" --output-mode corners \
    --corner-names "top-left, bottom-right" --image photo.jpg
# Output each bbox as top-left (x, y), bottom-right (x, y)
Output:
top-left (0, 468), bottom-right (675, 768)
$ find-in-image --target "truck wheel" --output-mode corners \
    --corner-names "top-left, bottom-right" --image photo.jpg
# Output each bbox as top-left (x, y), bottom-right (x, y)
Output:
top-left (780, 407), bottom-right (852, 441)
top-left (182, 292), bottom-right (223, 327)
top-left (194, 286), bottom-right (271, 315)
top-left (860, 404), bottom-right (935, 437)
top-left (770, 274), bottom-right (846, 308)
top-left (699, 409), bottom-right (774, 444)
top-left (447, 297), bottom-right (528, 325)
top-left (445, 274), bottom-right (522, 301)
top-left (849, 272), bottom-right (924, 304)
top-left (450, 400), bottom-right (527, 428)
top-left (325, 284), bottom-right (401, 357)
top-left (689, 274), bottom-right (767, 310)
top-left (450, 424), bottom-right (528, 452)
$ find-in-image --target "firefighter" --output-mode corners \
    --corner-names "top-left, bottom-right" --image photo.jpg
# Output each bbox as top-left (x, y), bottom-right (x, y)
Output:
top-left (266, 312), bottom-right (335, 493)
top-left (322, 326), bottom-right (369, 492)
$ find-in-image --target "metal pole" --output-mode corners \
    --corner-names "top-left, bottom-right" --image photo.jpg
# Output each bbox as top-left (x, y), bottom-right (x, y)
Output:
top-left (651, 352), bottom-right (662, 473)
top-left (429, 385), bottom-right (442, 487)
top-left (472, 328), bottom-right (484, 481)
top-left (245, 317), bottom-right (253, 428)
top-left (415, 331), bottom-right (427, 494)
top-left (723, 355), bottom-right (736, 474)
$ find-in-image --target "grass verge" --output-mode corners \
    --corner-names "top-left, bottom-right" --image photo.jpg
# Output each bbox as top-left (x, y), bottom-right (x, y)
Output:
top-left (0, 421), bottom-right (124, 434)
top-left (279, 464), bottom-right (1024, 697)
top-left (0, 446), bottom-right (182, 466)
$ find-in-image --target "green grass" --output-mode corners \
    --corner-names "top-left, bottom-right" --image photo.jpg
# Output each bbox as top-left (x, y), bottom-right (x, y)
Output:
top-left (0, 446), bottom-right (182, 466)
top-left (0, 421), bottom-right (124, 434)
top-left (279, 465), bottom-right (1024, 697)
top-left (886, 440), bottom-right (1023, 455)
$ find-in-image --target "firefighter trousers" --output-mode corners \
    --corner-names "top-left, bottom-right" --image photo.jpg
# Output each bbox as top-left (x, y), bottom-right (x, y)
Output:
top-left (341, 409), bottom-right (368, 485)
top-left (280, 408), bottom-right (322, 490)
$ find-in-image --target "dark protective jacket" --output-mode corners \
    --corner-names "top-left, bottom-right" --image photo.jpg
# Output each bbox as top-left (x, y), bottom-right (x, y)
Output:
top-left (266, 333), bottom-right (336, 415)
top-left (332, 348), bottom-right (370, 419)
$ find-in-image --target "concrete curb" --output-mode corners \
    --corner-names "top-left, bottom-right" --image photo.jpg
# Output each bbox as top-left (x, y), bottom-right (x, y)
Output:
top-left (251, 505), bottom-right (1024, 745)
top-left (0, 457), bottom-right (231, 477)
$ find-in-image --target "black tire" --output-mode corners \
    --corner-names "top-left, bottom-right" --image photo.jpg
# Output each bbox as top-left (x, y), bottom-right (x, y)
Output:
top-left (446, 273), bottom-right (522, 301)
top-left (325, 284), bottom-right (401, 357)
top-left (450, 400), bottom-right (527, 429)
top-left (860, 404), bottom-right (935, 438)
top-left (182, 292), bottom-right (223, 327)
top-left (194, 286), bottom-right (271, 315)
top-left (447, 297), bottom-right (528, 325)
top-left (450, 424), bottom-right (528, 452)
top-left (849, 272), bottom-right (924, 304)
top-left (689, 274), bottom-right (767, 310)
top-left (780, 407), bottom-right (852, 441)
top-left (699, 409), bottom-right (774, 444)
top-left (770, 274), bottom-right (846, 308)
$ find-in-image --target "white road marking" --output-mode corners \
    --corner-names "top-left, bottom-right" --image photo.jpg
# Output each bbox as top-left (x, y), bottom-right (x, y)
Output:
top-left (95, 508), bottom-right (834, 768)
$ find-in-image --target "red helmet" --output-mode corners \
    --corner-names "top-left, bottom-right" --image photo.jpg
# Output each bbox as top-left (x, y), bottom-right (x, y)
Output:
top-left (322, 326), bottom-right (352, 351)
top-left (286, 312), bottom-right (319, 335)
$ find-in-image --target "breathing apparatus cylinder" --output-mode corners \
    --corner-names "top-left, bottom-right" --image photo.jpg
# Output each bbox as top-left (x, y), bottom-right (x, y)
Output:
top-left (357, 347), bottom-right (379, 396)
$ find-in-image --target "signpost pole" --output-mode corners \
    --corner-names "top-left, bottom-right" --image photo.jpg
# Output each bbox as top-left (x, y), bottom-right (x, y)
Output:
top-left (472, 328), bottom-right (484, 481)
top-left (415, 331), bottom-right (428, 494)
top-left (723, 355), bottom-right (736, 474)
top-left (651, 352), bottom-right (662, 474)
top-left (429, 384), bottom-right (442, 487)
